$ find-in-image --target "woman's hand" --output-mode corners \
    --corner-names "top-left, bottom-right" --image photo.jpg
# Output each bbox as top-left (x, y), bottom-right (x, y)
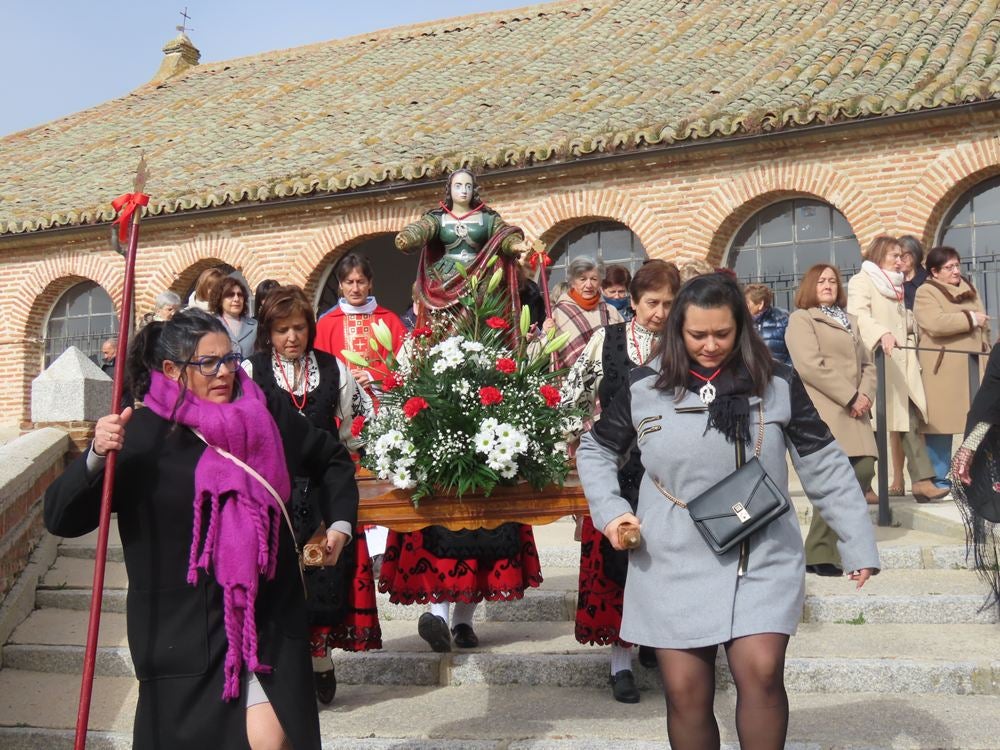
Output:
top-left (351, 368), bottom-right (372, 389)
top-left (510, 239), bottom-right (532, 257)
top-left (952, 446), bottom-right (975, 485)
top-left (541, 319), bottom-right (556, 334)
top-left (93, 407), bottom-right (133, 456)
top-left (973, 311), bottom-right (990, 328)
top-left (879, 333), bottom-right (897, 357)
top-left (848, 568), bottom-right (876, 590)
top-left (850, 393), bottom-right (872, 419)
top-left (324, 528), bottom-right (349, 565)
top-left (604, 512), bottom-right (640, 551)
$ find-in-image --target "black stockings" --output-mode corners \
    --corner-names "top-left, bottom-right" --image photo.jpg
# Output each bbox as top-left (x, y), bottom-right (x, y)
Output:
top-left (656, 633), bottom-right (789, 750)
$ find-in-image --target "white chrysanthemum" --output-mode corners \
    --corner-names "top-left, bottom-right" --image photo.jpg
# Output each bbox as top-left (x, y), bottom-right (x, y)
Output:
top-left (480, 417), bottom-right (500, 433)
top-left (391, 468), bottom-right (416, 490)
top-left (461, 341), bottom-right (485, 353)
top-left (498, 463), bottom-right (518, 479)
top-left (474, 432), bottom-right (495, 451)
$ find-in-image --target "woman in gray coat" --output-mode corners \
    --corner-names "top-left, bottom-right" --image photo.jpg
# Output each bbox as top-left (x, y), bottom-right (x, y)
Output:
top-left (577, 274), bottom-right (879, 750)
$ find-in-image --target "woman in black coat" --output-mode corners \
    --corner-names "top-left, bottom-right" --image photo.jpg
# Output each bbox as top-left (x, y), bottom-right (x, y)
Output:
top-left (245, 285), bottom-right (381, 706)
top-left (44, 310), bottom-right (358, 750)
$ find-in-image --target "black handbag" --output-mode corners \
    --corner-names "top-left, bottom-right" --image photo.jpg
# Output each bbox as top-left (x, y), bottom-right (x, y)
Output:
top-left (653, 403), bottom-right (790, 555)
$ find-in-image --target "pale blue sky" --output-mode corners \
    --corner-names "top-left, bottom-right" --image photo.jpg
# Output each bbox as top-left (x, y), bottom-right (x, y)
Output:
top-left (2, 1), bottom-right (534, 136)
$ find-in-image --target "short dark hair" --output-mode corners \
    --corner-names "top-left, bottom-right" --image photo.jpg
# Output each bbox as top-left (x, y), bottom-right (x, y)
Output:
top-left (795, 264), bottom-right (846, 309)
top-left (334, 252), bottom-right (374, 285)
top-left (254, 279), bottom-right (280, 313)
top-left (897, 235), bottom-right (925, 266)
top-left (255, 285), bottom-right (317, 353)
top-left (194, 267), bottom-right (226, 303)
top-left (127, 309), bottom-right (233, 414)
top-left (209, 276), bottom-right (250, 318)
top-left (602, 265), bottom-right (632, 290)
top-left (924, 246), bottom-right (961, 274)
top-left (630, 260), bottom-right (680, 301)
top-left (655, 273), bottom-right (773, 398)
top-left (743, 283), bottom-right (773, 307)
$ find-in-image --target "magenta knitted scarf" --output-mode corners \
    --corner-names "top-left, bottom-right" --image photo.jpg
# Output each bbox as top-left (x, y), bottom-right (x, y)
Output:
top-left (144, 369), bottom-right (291, 701)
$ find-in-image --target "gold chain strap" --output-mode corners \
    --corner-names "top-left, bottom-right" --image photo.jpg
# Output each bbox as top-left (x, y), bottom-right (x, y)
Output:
top-left (653, 404), bottom-right (765, 509)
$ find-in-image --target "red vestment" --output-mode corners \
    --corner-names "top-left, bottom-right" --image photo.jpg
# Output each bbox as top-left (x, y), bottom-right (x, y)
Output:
top-left (314, 302), bottom-right (408, 398)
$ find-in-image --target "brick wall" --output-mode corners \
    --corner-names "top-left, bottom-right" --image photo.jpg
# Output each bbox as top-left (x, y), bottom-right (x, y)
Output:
top-left (0, 428), bottom-right (71, 601)
top-left (2, 106), bottom-right (1000, 423)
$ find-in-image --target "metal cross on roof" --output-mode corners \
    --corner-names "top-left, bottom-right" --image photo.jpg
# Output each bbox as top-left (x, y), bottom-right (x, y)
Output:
top-left (176, 6), bottom-right (194, 34)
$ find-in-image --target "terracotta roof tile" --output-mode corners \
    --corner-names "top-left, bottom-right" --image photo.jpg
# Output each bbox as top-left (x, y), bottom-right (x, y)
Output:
top-left (2, 0), bottom-right (999, 234)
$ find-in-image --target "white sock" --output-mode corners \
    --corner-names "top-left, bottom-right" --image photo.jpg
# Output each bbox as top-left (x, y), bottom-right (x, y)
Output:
top-left (610, 644), bottom-right (633, 675)
top-left (365, 525), bottom-right (389, 557)
top-left (451, 601), bottom-right (478, 628)
top-left (429, 601), bottom-right (450, 622)
top-left (312, 653), bottom-right (333, 672)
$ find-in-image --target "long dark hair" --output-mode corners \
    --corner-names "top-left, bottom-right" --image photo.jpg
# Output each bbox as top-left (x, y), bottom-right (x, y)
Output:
top-left (442, 168), bottom-right (482, 209)
top-left (655, 273), bottom-right (773, 398)
top-left (127, 309), bottom-right (234, 417)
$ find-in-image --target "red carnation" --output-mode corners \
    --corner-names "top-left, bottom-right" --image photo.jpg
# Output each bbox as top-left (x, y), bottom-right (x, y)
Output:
top-left (350, 415), bottom-right (366, 438)
top-left (540, 384), bottom-right (561, 408)
top-left (382, 371), bottom-right (404, 390)
top-left (479, 386), bottom-right (504, 406)
top-left (403, 396), bottom-right (430, 419)
top-left (495, 357), bottom-right (517, 374)
top-left (485, 317), bottom-right (509, 330)
top-left (412, 326), bottom-right (433, 339)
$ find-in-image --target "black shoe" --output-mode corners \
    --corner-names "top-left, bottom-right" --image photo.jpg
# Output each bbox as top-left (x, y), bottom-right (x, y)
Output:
top-left (451, 623), bottom-right (479, 648)
top-left (314, 667), bottom-right (336, 705)
top-left (806, 563), bottom-right (844, 577)
top-left (637, 645), bottom-right (658, 669)
top-left (417, 612), bottom-right (451, 652)
top-left (609, 669), bottom-right (640, 703)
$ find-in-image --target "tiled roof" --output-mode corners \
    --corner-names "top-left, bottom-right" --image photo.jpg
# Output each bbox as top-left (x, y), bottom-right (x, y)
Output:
top-left (2, 0), bottom-right (999, 235)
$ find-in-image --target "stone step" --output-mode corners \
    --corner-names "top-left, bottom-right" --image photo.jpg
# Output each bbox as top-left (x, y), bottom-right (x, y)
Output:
top-left (32, 565), bottom-right (995, 625)
top-left (8, 609), bottom-right (1000, 696)
top-left (2, 675), bottom-right (1000, 749)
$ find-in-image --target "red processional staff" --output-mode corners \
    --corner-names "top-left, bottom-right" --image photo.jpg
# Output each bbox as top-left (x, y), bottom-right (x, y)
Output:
top-left (74, 157), bottom-right (150, 750)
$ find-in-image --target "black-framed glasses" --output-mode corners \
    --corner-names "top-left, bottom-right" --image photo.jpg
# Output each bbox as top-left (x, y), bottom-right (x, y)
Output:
top-left (176, 352), bottom-right (243, 376)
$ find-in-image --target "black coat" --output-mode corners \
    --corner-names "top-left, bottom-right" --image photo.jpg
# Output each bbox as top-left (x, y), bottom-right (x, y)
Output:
top-left (44, 391), bottom-right (359, 750)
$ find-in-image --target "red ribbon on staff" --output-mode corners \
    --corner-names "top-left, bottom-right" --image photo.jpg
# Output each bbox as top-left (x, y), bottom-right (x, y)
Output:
top-left (527, 248), bottom-right (552, 271)
top-left (111, 192), bottom-right (149, 242)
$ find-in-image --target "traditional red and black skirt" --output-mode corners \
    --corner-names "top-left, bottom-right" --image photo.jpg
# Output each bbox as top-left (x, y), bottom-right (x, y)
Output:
top-left (575, 515), bottom-right (631, 647)
top-left (310, 533), bottom-right (382, 655)
top-left (378, 523), bottom-right (543, 603)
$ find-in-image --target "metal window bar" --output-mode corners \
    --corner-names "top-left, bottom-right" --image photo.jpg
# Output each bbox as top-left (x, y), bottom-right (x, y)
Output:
top-left (43, 331), bottom-right (119, 368)
top-left (871, 343), bottom-right (988, 526)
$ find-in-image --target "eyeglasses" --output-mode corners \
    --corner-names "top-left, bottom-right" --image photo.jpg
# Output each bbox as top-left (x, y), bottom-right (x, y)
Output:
top-left (223, 290), bottom-right (244, 298)
top-left (176, 352), bottom-right (243, 376)
top-left (939, 262), bottom-right (962, 272)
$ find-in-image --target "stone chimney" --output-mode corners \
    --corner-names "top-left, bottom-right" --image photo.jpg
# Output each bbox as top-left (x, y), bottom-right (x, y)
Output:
top-left (151, 32), bottom-right (201, 84)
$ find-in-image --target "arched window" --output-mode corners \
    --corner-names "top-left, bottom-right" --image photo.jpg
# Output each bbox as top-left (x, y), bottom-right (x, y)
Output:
top-left (938, 176), bottom-right (1000, 259)
top-left (317, 234), bottom-right (419, 316)
top-left (548, 221), bottom-right (647, 288)
top-left (938, 176), bottom-right (1000, 318)
top-left (44, 281), bottom-right (118, 366)
top-left (728, 198), bottom-right (860, 310)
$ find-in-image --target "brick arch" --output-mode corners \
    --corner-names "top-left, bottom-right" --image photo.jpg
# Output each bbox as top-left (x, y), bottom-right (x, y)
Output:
top-left (899, 138), bottom-right (1000, 247)
top-left (682, 163), bottom-right (884, 266)
top-left (18, 255), bottom-right (124, 341)
top-left (298, 206), bottom-right (424, 297)
top-left (141, 234), bottom-right (254, 312)
top-left (522, 189), bottom-right (663, 256)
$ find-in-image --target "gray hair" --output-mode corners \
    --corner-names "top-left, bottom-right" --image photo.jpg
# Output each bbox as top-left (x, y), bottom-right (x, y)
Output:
top-left (154, 291), bottom-right (182, 311)
top-left (567, 256), bottom-right (599, 281)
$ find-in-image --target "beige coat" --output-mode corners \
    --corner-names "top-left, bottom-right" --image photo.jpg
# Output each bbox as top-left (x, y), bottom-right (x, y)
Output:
top-left (847, 270), bottom-right (927, 432)
top-left (785, 308), bottom-right (878, 458)
top-left (913, 278), bottom-right (990, 435)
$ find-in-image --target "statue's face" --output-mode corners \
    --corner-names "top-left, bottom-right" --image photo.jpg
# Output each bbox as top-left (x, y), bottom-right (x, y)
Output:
top-left (450, 173), bottom-right (474, 207)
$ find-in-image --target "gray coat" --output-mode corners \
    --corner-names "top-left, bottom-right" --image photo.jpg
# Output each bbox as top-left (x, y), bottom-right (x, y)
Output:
top-left (577, 365), bottom-right (880, 649)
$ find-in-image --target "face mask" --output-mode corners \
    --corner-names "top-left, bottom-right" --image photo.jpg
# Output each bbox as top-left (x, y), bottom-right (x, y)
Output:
top-left (604, 295), bottom-right (631, 313)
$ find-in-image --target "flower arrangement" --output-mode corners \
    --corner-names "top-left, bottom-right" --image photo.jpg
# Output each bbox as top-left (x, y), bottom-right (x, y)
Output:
top-left (344, 260), bottom-right (583, 504)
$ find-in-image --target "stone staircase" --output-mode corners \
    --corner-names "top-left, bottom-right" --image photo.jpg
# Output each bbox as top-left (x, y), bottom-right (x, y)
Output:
top-left (3, 499), bottom-right (1000, 749)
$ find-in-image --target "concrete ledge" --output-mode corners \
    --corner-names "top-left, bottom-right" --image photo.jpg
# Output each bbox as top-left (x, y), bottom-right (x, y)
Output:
top-left (0, 533), bottom-right (59, 654)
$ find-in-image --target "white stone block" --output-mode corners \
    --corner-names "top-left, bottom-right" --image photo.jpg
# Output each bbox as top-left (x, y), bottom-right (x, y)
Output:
top-left (31, 346), bottom-right (113, 423)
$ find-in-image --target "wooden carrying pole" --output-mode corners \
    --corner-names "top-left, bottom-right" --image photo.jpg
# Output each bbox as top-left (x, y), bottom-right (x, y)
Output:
top-left (74, 158), bottom-right (149, 750)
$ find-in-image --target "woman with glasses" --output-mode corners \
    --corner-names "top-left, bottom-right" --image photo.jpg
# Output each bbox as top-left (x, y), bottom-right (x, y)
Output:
top-left (245, 285), bottom-right (380, 706)
top-left (44, 309), bottom-right (358, 750)
top-left (601, 265), bottom-right (635, 322)
top-left (210, 276), bottom-right (258, 357)
top-left (914, 247), bottom-right (991, 491)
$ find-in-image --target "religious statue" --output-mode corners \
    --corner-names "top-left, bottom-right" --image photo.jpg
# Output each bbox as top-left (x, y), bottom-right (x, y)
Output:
top-left (395, 169), bottom-right (532, 316)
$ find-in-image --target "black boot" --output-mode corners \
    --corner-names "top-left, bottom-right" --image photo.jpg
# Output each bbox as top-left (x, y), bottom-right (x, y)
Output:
top-left (314, 667), bottom-right (336, 705)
